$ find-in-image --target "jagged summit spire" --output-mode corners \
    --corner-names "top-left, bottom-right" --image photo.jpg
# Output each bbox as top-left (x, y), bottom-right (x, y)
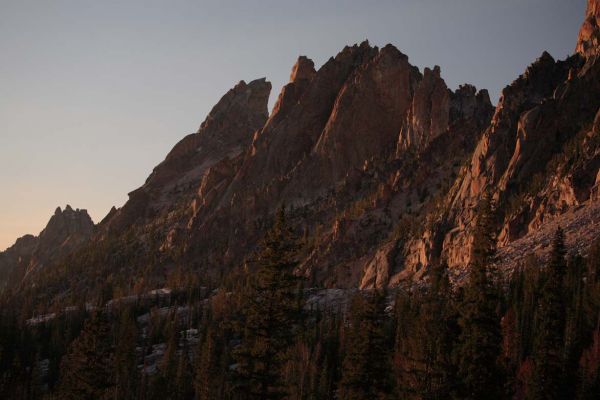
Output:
top-left (289, 56), bottom-right (316, 82)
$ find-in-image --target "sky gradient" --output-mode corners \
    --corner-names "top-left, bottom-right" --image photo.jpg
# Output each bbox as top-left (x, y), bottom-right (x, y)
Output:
top-left (0, 0), bottom-right (586, 250)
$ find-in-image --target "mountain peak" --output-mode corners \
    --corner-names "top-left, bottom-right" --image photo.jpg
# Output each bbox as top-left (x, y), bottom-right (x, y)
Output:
top-left (290, 56), bottom-right (316, 83)
top-left (43, 206), bottom-right (94, 239)
top-left (198, 78), bottom-right (271, 134)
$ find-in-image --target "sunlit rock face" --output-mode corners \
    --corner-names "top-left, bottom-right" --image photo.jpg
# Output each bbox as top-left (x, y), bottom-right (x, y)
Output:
top-left (577, 0), bottom-right (600, 57)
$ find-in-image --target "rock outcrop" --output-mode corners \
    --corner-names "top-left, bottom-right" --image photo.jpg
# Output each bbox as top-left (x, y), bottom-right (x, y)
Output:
top-left (397, 66), bottom-right (450, 152)
top-left (103, 78), bottom-right (271, 232)
top-left (397, 68), bottom-right (492, 156)
top-left (577, 0), bottom-right (600, 57)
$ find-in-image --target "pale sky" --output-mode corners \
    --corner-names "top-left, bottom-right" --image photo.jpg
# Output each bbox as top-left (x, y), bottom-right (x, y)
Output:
top-left (0, 0), bottom-right (586, 250)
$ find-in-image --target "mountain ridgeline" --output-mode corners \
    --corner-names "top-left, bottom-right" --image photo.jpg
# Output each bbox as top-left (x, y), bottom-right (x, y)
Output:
top-left (3, 1), bottom-right (600, 303)
top-left (0, 1), bottom-right (600, 399)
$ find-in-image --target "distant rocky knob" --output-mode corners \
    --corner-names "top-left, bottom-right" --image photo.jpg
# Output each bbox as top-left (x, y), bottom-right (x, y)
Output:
top-left (0, 205), bottom-right (95, 286)
top-left (41, 205), bottom-right (94, 248)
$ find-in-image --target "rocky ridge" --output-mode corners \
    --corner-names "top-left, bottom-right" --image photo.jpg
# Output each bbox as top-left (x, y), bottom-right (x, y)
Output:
top-left (1, 1), bottom-right (599, 305)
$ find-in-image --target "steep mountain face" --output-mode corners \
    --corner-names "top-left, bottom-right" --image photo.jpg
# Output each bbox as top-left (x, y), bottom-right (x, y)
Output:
top-left (185, 43), bottom-right (419, 268)
top-left (0, 206), bottom-right (94, 287)
top-left (182, 42), bottom-right (491, 285)
top-left (384, 3), bottom-right (600, 283)
top-left (438, 52), bottom-right (583, 270)
top-left (2, 1), bottom-right (600, 305)
top-left (102, 78), bottom-right (271, 234)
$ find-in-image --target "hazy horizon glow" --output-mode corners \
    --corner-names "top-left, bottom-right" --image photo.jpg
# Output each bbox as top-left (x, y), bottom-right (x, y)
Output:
top-left (0, 0), bottom-right (586, 250)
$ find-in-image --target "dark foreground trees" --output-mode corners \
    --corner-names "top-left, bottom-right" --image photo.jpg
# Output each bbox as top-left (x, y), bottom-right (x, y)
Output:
top-left (394, 263), bottom-right (458, 400)
top-left (340, 290), bottom-right (394, 399)
top-left (55, 312), bottom-right (115, 400)
top-left (527, 228), bottom-right (568, 400)
top-left (455, 196), bottom-right (503, 399)
top-left (231, 208), bottom-right (304, 400)
top-left (1, 214), bottom-right (600, 400)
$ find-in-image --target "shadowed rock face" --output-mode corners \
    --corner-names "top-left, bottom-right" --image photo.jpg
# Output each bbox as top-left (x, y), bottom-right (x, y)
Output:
top-left (0, 206), bottom-right (94, 286)
top-left (102, 78), bottom-right (272, 232)
top-left (0, 79), bottom-right (271, 290)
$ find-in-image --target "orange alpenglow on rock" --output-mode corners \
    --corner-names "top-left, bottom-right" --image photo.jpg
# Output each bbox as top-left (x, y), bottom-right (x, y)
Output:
top-left (577, 0), bottom-right (600, 56)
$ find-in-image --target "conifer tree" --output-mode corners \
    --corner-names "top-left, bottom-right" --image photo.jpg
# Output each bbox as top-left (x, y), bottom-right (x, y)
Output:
top-left (577, 324), bottom-right (600, 400)
top-left (56, 312), bottom-right (115, 400)
top-left (564, 254), bottom-right (587, 397)
top-left (318, 313), bottom-right (343, 400)
top-left (174, 349), bottom-right (193, 400)
top-left (456, 196), bottom-right (503, 400)
top-left (528, 228), bottom-right (568, 400)
top-left (500, 308), bottom-right (520, 398)
top-left (394, 263), bottom-right (458, 400)
top-left (394, 287), bottom-right (420, 399)
top-left (503, 261), bottom-right (538, 397)
top-left (114, 309), bottom-right (139, 400)
top-left (509, 258), bottom-right (541, 363)
top-left (421, 263), bottom-right (459, 399)
top-left (195, 325), bottom-right (226, 400)
top-left (339, 290), bottom-right (394, 400)
top-left (150, 321), bottom-right (179, 400)
top-left (29, 353), bottom-right (44, 400)
top-left (232, 207), bottom-right (303, 400)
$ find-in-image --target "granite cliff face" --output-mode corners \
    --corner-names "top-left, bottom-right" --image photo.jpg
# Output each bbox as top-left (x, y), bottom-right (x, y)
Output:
top-left (181, 41), bottom-right (492, 284)
top-left (2, 1), bottom-right (600, 302)
top-left (381, 1), bottom-right (600, 283)
top-left (577, 0), bottom-right (600, 57)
